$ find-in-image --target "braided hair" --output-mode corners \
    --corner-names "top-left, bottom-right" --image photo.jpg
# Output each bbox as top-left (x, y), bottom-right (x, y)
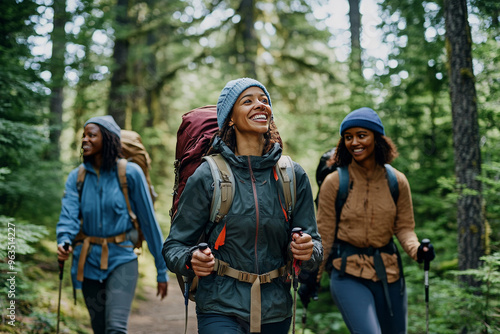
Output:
top-left (83, 125), bottom-right (123, 171)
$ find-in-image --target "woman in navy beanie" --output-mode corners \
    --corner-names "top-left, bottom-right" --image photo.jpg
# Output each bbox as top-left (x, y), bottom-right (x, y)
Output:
top-left (163, 78), bottom-right (323, 334)
top-left (315, 107), bottom-right (436, 333)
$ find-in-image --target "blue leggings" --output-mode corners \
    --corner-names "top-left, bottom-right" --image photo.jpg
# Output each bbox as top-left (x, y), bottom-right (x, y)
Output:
top-left (197, 313), bottom-right (291, 334)
top-left (330, 269), bottom-right (407, 334)
top-left (82, 259), bottom-right (138, 334)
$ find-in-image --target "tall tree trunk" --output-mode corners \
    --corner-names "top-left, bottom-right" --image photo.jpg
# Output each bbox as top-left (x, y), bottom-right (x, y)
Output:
top-left (444, 0), bottom-right (484, 286)
top-left (348, 0), bottom-right (365, 109)
top-left (239, 0), bottom-right (257, 78)
top-left (348, 0), bottom-right (362, 76)
top-left (48, 0), bottom-right (66, 160)
top-left (108, 0), bottom-right (130, 128)
top-left (145, 28), bottom-right (158, 128)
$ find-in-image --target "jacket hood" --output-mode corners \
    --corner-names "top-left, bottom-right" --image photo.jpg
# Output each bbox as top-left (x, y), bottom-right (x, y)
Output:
top-left (212, 136), bottom-right (282, 170)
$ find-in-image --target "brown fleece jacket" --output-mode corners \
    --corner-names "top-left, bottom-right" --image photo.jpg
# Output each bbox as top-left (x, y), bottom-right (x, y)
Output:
top-left (316, 160), bottom-right (420, 283)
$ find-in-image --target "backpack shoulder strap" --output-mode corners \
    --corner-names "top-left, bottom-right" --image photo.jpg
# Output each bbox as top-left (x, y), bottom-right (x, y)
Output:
top-left (275, 155), bottom-right (296, 221)
top-left (335, 166), bottom-right (350, 215)
top-left (117, 159), bottom-right (139, 230)
top-left (384, 164), bottom-right (399, 204)
top-left (334, 166), bottom-right (350, 242)
top-left (202, 154), bottom-right (235, 223)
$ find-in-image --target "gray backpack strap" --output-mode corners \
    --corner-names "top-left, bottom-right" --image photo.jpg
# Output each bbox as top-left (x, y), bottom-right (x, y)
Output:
top-left (202, 154), bottom-right (235, 223)
top-left (275, 155), bottom-right (296, 220)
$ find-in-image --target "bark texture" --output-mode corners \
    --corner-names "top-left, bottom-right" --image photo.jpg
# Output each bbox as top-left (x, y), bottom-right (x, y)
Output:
top-left (444, 0), bottom-right (484, 285)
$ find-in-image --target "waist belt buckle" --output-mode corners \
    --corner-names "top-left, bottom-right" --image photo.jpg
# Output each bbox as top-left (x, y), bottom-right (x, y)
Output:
top-left (238, 271), bottom-right (252, 282)
top-left (217, 262), bottom-right (228, 276)
top-left (259, 273), bottom-right (271, 284)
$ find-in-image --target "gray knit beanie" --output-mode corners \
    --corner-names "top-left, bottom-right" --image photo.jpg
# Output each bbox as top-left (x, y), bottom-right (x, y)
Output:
top-left (216, 78), bottom-right (272, 129)
top-left (339, 107), bottom-right (385, 136)
top-left (84, 115), bottom-right (121, 138)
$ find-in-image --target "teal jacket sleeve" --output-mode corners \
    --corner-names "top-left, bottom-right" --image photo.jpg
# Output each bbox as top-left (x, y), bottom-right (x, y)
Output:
top-left (127, 162), bottom-right (168, 283)
top-left (162, 162), bottom-right (213, 278)
top-left (56, 167), bottom-right (81, 246)
top-left (292, 161), bottom-right (323, 271)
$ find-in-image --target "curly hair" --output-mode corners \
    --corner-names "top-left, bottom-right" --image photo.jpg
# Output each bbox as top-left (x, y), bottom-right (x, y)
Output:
top-left (333, 132), bottom-right (398, 167)
top-left (206, 115), bottom-right (283, 156)
top-left (83, 124), bottom-right (123, 171)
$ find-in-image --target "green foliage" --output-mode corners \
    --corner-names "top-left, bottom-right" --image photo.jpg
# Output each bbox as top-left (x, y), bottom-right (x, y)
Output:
top-left (0, 216), bottom-right (50, 332)
top-left (449, 253), bottom-right (500, 333)
top-left (0, 0), bottom-right (64, 223)
top-left (0, 216), bottom-right (49, 259)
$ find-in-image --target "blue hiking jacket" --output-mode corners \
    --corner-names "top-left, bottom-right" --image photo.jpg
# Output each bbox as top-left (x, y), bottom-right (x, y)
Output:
top-left (56, 161), bottom-right (168, 289)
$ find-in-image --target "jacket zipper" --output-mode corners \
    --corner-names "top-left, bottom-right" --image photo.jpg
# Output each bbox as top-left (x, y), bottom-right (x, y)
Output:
top-left (248, 156), bottom-right (260, 274)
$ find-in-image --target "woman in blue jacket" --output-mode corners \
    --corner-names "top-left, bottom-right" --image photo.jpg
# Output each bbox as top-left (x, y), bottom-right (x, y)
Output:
top-left (56, 116), bottom-right (168, 334)
top-left (163, 78), bottom-right (323, 334)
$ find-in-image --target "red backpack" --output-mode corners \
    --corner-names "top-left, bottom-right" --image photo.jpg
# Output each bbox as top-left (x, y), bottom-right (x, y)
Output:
top-left (169, 105), bottom-right (219, 219)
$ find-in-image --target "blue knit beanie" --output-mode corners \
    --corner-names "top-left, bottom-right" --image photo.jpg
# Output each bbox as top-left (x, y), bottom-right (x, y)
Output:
top-left (84, 115), bottom-right (121, 138)
top-left (339, 107), bottom-right (385, 136)
top-left (216, 78), bottom-right (272, 129)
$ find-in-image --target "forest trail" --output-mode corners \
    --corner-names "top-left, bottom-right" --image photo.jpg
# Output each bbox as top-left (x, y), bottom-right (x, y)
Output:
top-left (128, 280), bottom-right (198, 333)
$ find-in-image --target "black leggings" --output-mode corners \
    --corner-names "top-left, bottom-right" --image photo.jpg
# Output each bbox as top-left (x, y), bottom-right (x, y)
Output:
top-left (82, 259), bottom-right (138, 334)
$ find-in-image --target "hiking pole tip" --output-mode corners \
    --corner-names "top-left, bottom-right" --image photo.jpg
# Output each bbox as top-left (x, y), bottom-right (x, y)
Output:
top-left (422, 238), bottom-right (431, 334)
top-left (57, 242), bottom-right (70, 334)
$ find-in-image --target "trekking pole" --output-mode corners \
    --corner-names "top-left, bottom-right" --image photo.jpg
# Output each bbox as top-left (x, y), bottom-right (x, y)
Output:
top-left (422, 238), bottom-right (431, 334)
top-left (57, 242), bottom-right (70, 334)
top-left (302, 306), bottom-right (306, 334)
top-left (291, 227), bottom-right (303, 334)
top-left (300, 289), bottom-right (308, 334)
top-left (183, 242), bottom-right (208, 334)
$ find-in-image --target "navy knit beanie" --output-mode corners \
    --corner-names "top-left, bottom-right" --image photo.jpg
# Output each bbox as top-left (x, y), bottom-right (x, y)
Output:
top-left (339, 107), bottom-right (385, 136)
top-left (216, 78), bottom-right (272, 129)
top-left (84, 115), bottom-right (121, 138)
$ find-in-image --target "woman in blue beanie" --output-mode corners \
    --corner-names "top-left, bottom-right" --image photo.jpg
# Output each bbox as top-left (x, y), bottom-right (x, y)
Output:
top-left (316, 107), bottom-right (436, 334)
top-left (163, 78), bottom-right (323, 334)
top-left (56, 116), bottom-right (168, 333)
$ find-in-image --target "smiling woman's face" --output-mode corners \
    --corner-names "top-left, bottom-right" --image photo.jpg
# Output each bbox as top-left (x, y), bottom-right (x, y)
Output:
top-left (81, 123), bottom-right (103, 157)
top-left (229, 86), bottom-right (271, 136)
top-left (343, 127), bottom-right (376, 165)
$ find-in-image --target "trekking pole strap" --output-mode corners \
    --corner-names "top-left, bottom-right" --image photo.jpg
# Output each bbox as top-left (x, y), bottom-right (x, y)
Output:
top-left (213, 259), bottom-right (287, 332)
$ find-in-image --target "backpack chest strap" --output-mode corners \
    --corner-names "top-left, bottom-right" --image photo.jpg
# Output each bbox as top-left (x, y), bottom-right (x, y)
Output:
top-left (75, 232), bottom-right (128, 282)
top-left (213, 259), bottom-right (287, 332)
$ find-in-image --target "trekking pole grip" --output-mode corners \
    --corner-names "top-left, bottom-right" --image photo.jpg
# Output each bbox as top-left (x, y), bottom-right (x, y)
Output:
top-left (291, 228), bottom-right (303, 281)
top-left (59, 243), bottom-right (70, 280)
top-left (291, 227), bottom-right (303, 236)
top-left (198, 243), bottom-right (208, 252)
top-left (421, 238), bottom-right (430, 306)
top-left (421, 238), bottom-right (430, 271)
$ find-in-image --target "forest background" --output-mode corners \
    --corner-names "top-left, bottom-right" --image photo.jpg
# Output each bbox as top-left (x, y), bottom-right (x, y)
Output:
top-left (0, 0), bottom-right (499, 333)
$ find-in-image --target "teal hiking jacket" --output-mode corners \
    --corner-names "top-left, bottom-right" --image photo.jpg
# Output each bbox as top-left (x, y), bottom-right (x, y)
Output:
top-left (163, 137), bottom-right (322, 324)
